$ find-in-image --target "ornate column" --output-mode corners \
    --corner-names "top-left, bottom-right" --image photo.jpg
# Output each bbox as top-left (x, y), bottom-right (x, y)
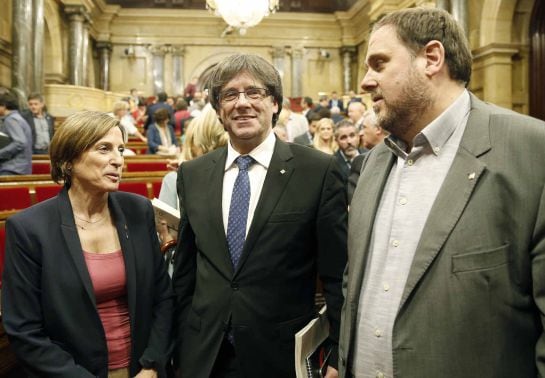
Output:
top-left (65, 5), bottom-right (87, 86)
top-left (11, 0), bottom-right (33, 105)
top-left (271, 46), bottom-right (285, 78)
top-left (96, 42), bottom-right (112, 91)
top-left (290, 48), bottom-right (303, 98)
top-left (451, 0), bottom-right (468, 37)
top-left (171, 45), bottom-right (186, 96)
top-left (31, 0), bottom-right (44, 94)
top-left (341, 46), bottom-right (356, 95)
top-left (81, 16), bottom-right (92, 87)
top-left (150, 45), bottom-right (168, 94)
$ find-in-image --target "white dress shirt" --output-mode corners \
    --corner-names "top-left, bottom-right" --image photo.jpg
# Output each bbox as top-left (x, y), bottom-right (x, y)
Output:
top-left (222, 130), bottom-right (276, 236)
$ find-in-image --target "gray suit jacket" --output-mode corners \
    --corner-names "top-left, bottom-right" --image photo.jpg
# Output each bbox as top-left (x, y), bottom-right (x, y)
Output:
top-left (339, 94), bottom-right (545, 377)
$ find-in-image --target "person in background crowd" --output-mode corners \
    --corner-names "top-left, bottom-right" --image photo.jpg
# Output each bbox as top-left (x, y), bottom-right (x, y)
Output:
top-left (109, 101), bottom-right (147, 143)
top-left (0, 91), bottom-right (32, 175)
top-left (300, 96), bottom-right (313, 116)
top-left (313, 117), bottom-right (338, 155)
top-left (293, 111), bottom-right (321, 147)
top-left (132, 98), bottom-right (148, 129)
top-left (2, 111), bottom-right (173, 377)
top-left (147, 108), bottom-right (178, 155)
top-left (172, 53), bottom-right (347, 378)
top-left (174, 99), bottom-right (191, 136)
top-left (281, 98), bottom-right (309, 142)
top-left (339, 7), bottom-right (545, 378)
top-left (21, 92), bottom-right (55, 154)
top-left (328, 91), bottom-right (344, 113)
top-left (347, 101), bottom-right (366, 130)
top-left (272, 123), bottom-right (288, 142)
top-left (145, 92), bottom-right (174, 131)
top-left (334, 119), bottom-right (361, 183)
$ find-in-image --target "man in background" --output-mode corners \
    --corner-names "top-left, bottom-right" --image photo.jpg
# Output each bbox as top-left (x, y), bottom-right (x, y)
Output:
top-left (329, 91), bottom-right (344, 113)
top-left (21, 92), bottom-right (55, 154)
top-left (347, 101), bottom-right (366, 131)
top-left (339, 7), bottom-right (545, 377)
top-left (334, 119), bottom-right (361, 183)
top-left (0, 91), bottom-right (32, 175)
top-left (282, 98), bottom-right (309, 142)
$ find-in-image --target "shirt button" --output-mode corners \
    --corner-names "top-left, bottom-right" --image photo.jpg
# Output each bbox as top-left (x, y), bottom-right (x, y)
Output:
top-left (407, 159), bottom-right (414, 166)
top-left (383, 283), bottom-right (390, 291)
top-left (374, 329), bottom-right (382, 337)
top-left (231, 282), bottom-right (239, 290)
top-left (392, 240), bottom-right (399, 247)
top-left (433, 146), bottom-right (441, 153)
top-left (399, 197), bottom-right (407, 205)
top-left (376, 371), bottom-right (384, 378)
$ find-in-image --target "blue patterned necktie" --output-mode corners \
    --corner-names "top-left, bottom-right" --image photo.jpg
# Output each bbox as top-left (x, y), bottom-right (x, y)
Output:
top-left (226, 155), bottom-right (254, 269)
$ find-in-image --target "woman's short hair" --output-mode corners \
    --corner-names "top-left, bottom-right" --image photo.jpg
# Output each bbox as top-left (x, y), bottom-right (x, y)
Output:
top-left (113, 100), bottom-right (129, 113)
top-left (49, 111), bottom-right (126, 187)
top-left (181, 103), bottom-right (228, 162)
top-left (154, 108), bottom-right (170, 124)
top-left (175, 99), bottom-right (188, 111)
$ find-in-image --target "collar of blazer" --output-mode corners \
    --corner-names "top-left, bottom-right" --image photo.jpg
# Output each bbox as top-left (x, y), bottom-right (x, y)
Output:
top-left (347, 92), bottom-right (493, 309)
top-left (57, 187), bottom-right (137, 314)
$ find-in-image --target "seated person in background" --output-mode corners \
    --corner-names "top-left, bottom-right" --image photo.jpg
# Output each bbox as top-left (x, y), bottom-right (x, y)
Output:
top-left (0, 91), bottom-right (32, 175)
top-left (21, 92), bottom-right (55, 154)
top-left (109, 100), bottom-right (147, 143)
top-left (174, 99), bottom-right (191, 135)
top-left (147, 108), bottom-right (178, 155)
top-left (157, 103), bottom-right (227, 244)
top-left (313, 117), bottom-right (338, 155)
top-left (132, 98), bottom-right (148, 129)
top-left (1, 110), bottom-right (173, 377)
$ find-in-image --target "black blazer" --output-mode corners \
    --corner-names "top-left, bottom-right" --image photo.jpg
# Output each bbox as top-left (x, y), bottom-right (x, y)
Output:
top-left (1, 188), bottom-right (173, 377)
top-left (20, 110), bottom-right (55, 152)
top-left (173, 139), bottom-right (347, 378)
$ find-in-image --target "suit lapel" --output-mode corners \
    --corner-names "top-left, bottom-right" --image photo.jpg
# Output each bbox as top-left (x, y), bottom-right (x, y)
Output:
top-left (399, 94), bottom-right (492, 309)
top-left (347, 146), bottom-right (396, 304)
top-left (109, 194), bottom-right (138, 321)
top-left (207, 148), bottom-right (234, 277)
top-left (234, 140), bottom-right (294, 276)
top-left (58, 188), bottom-right (97, 307)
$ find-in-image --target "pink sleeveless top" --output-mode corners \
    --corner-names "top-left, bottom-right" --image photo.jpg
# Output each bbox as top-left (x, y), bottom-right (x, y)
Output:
top-left (83, 250), bottom-right (131, 369)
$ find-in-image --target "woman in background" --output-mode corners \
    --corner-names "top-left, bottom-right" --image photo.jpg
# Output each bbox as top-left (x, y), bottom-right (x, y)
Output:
top-left (147, 108), bottom-right (178, 155)
top-left (313, 117), bottom-right (338, 154)
top-left (2, 111), bottom-right (173, 378)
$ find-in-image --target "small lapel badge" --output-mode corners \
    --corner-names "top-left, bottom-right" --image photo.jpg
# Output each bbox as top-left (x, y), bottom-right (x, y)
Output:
top-left (468, 172), bottom-right (476, 180)
top-left (280, 169), bottom-right (286, 175)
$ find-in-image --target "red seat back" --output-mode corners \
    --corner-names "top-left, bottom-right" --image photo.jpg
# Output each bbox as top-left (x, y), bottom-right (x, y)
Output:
top-left (126, 162), bottom-right (167, 172)
top-left (152, 181), bottom-right (162, 198)
top-left (119, 182), bottom-right (149, 197)
top-left (0, 223), bottom-right (5, 288)
top-left (32, 162), bottom-right (51, 174)
top-left (0, 187), bottom-right (31, 211)
top-left (35, 185), bottom-right (62, 202)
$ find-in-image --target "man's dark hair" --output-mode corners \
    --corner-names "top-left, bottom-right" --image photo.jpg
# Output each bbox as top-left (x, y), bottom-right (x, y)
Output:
top-left (27, 92), bottom-right (45, 102)
top-left (374, 7), bottom-right (472, 85)
top-left (306, 111), bottom-right (322, 123)
top-left (157, 92), bottom-right (168, 102)
top-left (0, 91), bottom-right (19, 110)
top-left (303, 96), bottom-right (313, 107)
top-left (208, 54), bottom-right (283, 125)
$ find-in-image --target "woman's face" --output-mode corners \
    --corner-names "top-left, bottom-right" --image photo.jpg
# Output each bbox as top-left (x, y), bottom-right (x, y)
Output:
top-left (319, 123), bottom-right (333, 141)
top-left (71, 127), bottom-right (125, 195)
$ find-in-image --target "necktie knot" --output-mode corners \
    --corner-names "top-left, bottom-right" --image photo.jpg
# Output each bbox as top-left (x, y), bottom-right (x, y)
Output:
top-left (236, 155), bottom-right (254, 171)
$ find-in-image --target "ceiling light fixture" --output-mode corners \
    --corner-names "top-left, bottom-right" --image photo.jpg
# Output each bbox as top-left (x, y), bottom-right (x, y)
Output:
top-left (206, 0), bottom-right (280, 35)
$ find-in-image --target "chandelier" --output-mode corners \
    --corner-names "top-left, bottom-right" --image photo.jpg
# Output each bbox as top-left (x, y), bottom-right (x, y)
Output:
top-left (206, 0), bottom-right (280, 35)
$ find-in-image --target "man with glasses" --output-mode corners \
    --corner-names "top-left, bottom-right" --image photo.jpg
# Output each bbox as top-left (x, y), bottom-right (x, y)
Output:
top-left (172, 54), bottom-right (347, 378)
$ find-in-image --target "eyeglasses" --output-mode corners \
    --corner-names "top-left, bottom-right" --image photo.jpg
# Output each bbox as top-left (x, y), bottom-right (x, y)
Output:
top-left (219, 87), bottom-right (270, 104)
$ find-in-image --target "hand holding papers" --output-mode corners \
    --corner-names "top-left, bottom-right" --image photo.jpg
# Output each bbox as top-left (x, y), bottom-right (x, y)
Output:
top-left (295, 305), bottom-right (330, 378)
top-left (151, 197), bottom-right (180, 232)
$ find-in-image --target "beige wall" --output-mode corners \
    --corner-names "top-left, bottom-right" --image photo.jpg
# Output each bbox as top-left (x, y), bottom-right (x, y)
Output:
top-left (0, 0), bottom-right (538, 115)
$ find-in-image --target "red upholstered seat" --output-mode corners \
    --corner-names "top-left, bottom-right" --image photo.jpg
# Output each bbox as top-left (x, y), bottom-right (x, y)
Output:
top-left (126, 162), bottom-right (167, 172)
top-left (119, 182), bottom-right (149, 197)
top-left (32, 162), bottom-right (51, 174)
top-left (35, 185), bottom-right (62, 202)
top-left (0, 187), bottom-right (31, 211)
top-left (152, 181), bottom-right (162, 198)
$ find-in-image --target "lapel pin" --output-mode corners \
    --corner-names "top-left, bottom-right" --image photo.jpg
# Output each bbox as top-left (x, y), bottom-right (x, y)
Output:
top-left (468, 172), bottom-right (476, 180)
top-left (280, 169), bottom-right (286, 175)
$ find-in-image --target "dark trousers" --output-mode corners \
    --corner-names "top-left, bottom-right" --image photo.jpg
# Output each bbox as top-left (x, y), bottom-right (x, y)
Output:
top-left (210, 338), bottom-right (242, 378)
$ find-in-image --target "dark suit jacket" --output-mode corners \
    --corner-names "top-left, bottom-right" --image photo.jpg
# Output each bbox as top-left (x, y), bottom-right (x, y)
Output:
top-left (346, 153), bottom-right (366, 204)
top-left (328, 99), bottom-right (344, 113)
top-left (2, 189), bottom-right (173, 377)
top-left (339, 94), bottom-right (545, 377)
top-left (173, 139), bottom-right (347, 378)
top-left (20, 110), bottom-right (55, 153)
